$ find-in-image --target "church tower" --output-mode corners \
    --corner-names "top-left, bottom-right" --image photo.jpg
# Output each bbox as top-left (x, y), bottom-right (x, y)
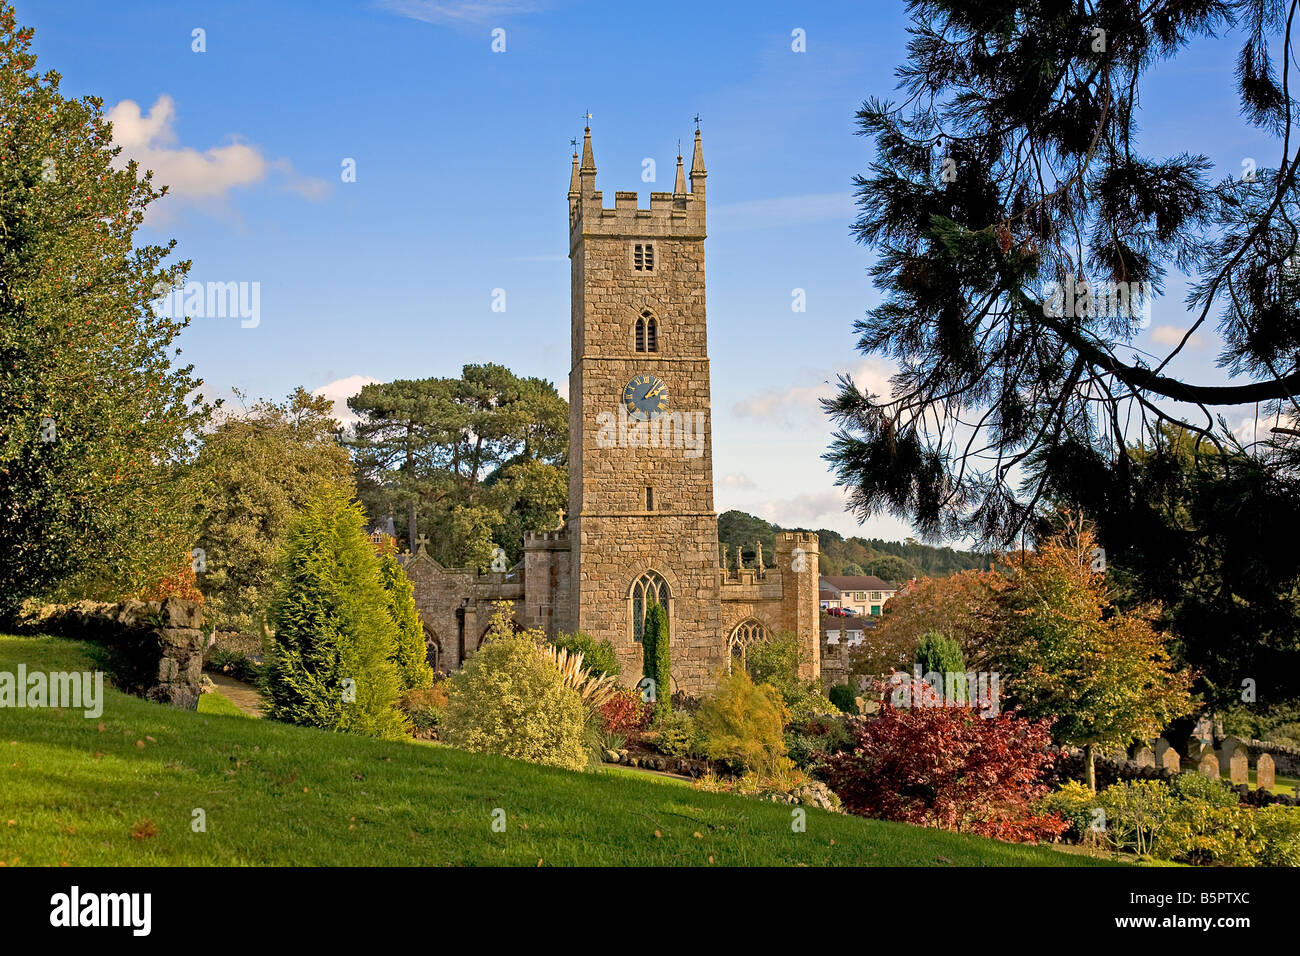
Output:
top-left (566, 125), bottom-right (724, 695)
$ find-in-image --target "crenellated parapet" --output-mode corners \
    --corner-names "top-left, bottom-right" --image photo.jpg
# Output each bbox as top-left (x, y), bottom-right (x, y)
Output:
top-left (568, 126), bottom-right (706, 246)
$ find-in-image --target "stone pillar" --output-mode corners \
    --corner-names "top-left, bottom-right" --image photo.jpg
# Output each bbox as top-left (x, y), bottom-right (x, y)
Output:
top-left (774, 531), bottom-right (820, 682)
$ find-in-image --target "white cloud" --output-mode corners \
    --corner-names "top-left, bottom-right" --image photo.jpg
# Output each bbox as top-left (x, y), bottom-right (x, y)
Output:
top-left (312, 375), bottom-right (381, 429)
top-left (731, 357), bottom-right (896, 428)
top-left (711, 192), bottom-right (854, 233)
top-left (1150, 324), bottom-right (1205, 348)
top-left (107, 95), bottom-right (329, 217)
top-left (378, 0), bottom-right (542, 25)
top-left (758, 487), bottom-right (851, 525)
top-left (720, 472), bottom-right (756, 489)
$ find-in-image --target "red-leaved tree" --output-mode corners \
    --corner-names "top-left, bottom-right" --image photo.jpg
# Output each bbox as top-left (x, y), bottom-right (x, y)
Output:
top-left (821, 705), bottom-right (1066, 843)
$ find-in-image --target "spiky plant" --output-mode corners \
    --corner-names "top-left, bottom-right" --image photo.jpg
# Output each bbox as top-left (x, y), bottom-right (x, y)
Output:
top-left (541, 644), bottom-right (619, 710)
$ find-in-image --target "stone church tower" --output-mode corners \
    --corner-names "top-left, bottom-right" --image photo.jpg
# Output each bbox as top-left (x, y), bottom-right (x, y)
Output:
top-left (403, 123), bottom-right (821, 698)
top-left (565, 125), bottom-right (724, 694)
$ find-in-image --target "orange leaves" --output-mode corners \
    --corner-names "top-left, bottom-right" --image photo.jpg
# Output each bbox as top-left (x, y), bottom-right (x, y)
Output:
top-left (129, 819), bottom-right (159, 841)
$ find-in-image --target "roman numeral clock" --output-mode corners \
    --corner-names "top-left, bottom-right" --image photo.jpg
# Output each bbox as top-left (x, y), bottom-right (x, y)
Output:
top-left (623, 375), bottom-right (669, 420)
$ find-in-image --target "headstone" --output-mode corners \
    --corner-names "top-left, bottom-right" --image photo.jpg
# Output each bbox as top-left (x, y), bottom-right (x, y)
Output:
top-left (1198, 751), bottom-right (1219, 779)
top-left (1218, 735), bottom-right (1244, 773)
top-left (1155, 738), bottom-right (1173, 764)
top-left (1133, 745), bottom-right (1155, 769)
top-left (1229, 745), bottom-right (1249, 786)
top-left (1185, 737), bottom-right (1205, 762)
top-left (1257, 753), bottom-right (1276, 791)
top-left (1160, 746), bottom-right (1181, 774)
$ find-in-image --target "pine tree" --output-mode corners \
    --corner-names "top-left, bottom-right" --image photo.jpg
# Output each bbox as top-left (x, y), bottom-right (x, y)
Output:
top-left (263, 486), bottom-right (408, 739)
top-left (376, 542), bottom-right (434, 690)
top-left (641, 600), bottom-right (671, 714)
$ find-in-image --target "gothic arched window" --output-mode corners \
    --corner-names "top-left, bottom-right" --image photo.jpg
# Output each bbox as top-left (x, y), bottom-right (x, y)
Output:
top-left (728, 619), bottom-right (769, 672)
top-left (645, 313), bottom-right (658, 352)
top-left (630, 570), bottom-right (670, 643)
top-left (635, 315), bottom-right (646, 352)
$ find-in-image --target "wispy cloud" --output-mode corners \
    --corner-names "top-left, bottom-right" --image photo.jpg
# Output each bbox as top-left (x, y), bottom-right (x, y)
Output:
top-left (378, 0), bottom-right (543, 25)
top-left (711, 192), bottom-right (854, 233)
top-left (719, 472), bottom-right (756, 490)
top-left (1150, 324), bottom-right (1205, 348)
top-left (758, 487), bottom-right (851, 525)
top-left (107, 95), bottom-right (329, 220)
top-left (732, 358), bottom-right (896, 428)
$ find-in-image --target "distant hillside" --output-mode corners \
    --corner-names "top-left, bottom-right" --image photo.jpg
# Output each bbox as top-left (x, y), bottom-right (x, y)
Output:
top-left (717, 510), bottom-right (990, 583)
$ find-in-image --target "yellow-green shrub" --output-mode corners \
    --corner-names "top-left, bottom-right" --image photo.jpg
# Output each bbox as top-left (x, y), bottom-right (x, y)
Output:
top-left (441, 631), bottom-right (589, 771)
top-left (1036, 781), bottom-right (1101, 842)
top-left (695, 669), bottom-right (789, 775)
top-left (1253, 805), bottom-right (1300, 866)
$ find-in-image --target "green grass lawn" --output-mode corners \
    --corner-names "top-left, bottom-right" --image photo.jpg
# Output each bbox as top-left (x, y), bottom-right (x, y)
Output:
top-left (1231, 768), bottom-right (1300, 796)
top-left (0, 634), bottom-right (1117, 867)
top-left (196, 690), bottom-right (251, 718)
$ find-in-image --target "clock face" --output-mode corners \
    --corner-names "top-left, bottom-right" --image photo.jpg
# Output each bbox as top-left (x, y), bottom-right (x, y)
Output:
top-left (623, 375), bottom-right (669, 421)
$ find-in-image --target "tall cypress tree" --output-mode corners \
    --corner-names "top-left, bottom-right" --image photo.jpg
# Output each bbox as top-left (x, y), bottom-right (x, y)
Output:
top-left (376, 542), bottom-right (434, 690)
top-left (641, 600), bottom-right (671, 714)
top-left (263, 486), bottom-right (408, 739)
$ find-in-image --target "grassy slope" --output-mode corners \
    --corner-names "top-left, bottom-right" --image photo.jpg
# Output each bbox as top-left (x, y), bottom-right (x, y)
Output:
top-left (0, 635), bottom-right (1114, 867)
top-left (196, 690), bottom-right (250, 718)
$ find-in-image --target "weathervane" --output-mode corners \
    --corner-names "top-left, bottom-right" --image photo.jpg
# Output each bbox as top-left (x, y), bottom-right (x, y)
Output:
top-left (583, 109), bottom-right (593, 126)
top-left (693, 113), bottom-right (701, 130)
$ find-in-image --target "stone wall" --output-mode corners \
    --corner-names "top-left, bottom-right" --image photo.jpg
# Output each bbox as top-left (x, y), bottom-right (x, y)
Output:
top-left (523, 529), bottom-right (572, 636)
top-left (402, 546), bottom-right (524, 673)
top-left (18, 597), bottom-right (206, 710)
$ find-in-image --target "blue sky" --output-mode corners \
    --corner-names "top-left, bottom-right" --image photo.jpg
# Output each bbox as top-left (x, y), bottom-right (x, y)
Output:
top-left (16, 0), bottom-right (1278, 543)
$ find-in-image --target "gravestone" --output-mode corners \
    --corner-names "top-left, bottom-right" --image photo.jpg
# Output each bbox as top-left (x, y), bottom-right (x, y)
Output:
top-left (1257, 753), bottom-right (1276, 792)
top-left (1160, 746), bottom-right (1181, 774)
top-left (1228, 744), bottom-right (1250, 785)
top-left (1185, 737), bottom-right (1205, 762)
top-left (1133, 745), bottom-right (1155, 769)
top-left (1198, 751), bottom-right (1219, 779)
top-left (1218, 735), bottom-right (1245, 773)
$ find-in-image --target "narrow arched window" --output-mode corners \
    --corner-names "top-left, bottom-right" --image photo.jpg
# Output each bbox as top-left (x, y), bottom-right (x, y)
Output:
top-left (630, 570), bottom-right (670, 643)
top-left (635, 316), bottom-right (646, 352)
top-left (646, 314), bottom-right (658, 352)
top-left (728, 619), bottom-right (769, 672)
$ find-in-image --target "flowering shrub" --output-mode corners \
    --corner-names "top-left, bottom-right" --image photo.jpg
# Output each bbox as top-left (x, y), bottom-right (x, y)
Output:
top-left (820, 704), bottom-right (1066, 842)
top-left (600, 687), bottom-right (649, 735)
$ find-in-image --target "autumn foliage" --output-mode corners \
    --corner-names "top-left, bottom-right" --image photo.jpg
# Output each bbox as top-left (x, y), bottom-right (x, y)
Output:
top-left (600, 687), bottom-right (649, 735)
top-left (851, 569), bottom-right (1004, 676)
top-left (821, 704), bottom-right (1067, 843)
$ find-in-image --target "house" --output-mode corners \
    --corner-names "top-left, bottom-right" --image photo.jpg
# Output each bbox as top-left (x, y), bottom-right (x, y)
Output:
top-left (818, 575), bottom-right (898, 618)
